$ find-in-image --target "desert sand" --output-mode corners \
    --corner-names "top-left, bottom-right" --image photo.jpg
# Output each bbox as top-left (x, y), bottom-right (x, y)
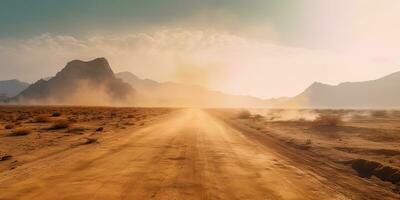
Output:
top-left (0, 107), bottom-right (399, 199)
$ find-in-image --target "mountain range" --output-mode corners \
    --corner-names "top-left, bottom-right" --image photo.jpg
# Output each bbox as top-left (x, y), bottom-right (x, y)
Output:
top-left (9, 58), bottom-right (135, 106)
top-left (281, 71), bottom-right (400, 108)
top-left (1, 57), bottom-right (399, 108)
top-left (115, 71), bottom-right (285, 107)
top-left (0, 79), bottom-right (29, 101)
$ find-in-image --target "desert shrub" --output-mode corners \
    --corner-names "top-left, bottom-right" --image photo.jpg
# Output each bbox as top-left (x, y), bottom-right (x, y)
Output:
top-left (34, 115), bottom-right (50, 123)
top-left (0, 153), bottom-right (12, 161)
top-left (123, 121), bottom-right (135, 126)
top-left (4, 124), bottom-right (14, 129)
top-left (312, 114), bottom-right (342, 128)
top-left (237, 110), bottom-right (251, 119)
top-left (371, 110), bottom-right (388, 118)
top-left (8, 128), bottom-right (31, 136)
top-left (96, 127), bottom-right (104, 132)
top-left (68, 117), bottom-right (78, 123)
top-left (68, 127), bottom-right (86, 133)
top-left (82, 137), bottom-right (98, 145)
top-left (253, 114), bottom-right (264, 120)
top-left (16, 114), bottom-right (29, 121)
top-left (52, 112), bottom-right (61, 117)
top-left (48, 120), bottom-right (70, 130)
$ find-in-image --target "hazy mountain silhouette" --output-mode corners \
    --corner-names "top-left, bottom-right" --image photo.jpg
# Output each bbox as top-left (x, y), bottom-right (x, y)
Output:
top-left (116, 71), bottom-right (285, 107)
top-left (12, 58), bottom-right (135, 105)
top-left (281, 71), bottom-right (400, 108)
top-left (0, 79), bottom-right (29, 100)
top-left (4, 57), bottom-right (399, 108)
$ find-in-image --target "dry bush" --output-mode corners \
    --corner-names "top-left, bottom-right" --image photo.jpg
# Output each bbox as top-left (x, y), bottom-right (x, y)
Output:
top-left (52, 112), bottom-right (61, 117)
top-left (123, 121), bottom-right (135, 126)
top-left (48, 120), bottom-right (70, 130)
top-left (16, 114), bottom-right (29, 121)
top-left (253, 114), bottom-right (264, 120)
top-left (8, 128), bottom-right (32, 136)
top-left (312, 114), bottom-right (342, 128)
top-left (237, 110), bottom-right (251, 119)
top-left (371, 110), bottom-right (388, 118)
top-left (81, 137), bottom-right (98, 145)
top-left (68, 127), bottom-right (86, 133)
top-left (4, 124), bottom-right (14, 129)
top-left (0, 153), bottom-right (12, 161)
top-left (34, 115), bottom-right (50, 123)
top-left (68, 117), bottom-right (78, 123)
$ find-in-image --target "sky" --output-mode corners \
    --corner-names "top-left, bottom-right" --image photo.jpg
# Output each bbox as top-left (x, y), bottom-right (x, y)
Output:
top-left (0, 0), bottom-right (399, 98)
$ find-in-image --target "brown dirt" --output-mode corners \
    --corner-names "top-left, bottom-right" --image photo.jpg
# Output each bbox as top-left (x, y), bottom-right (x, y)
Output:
top-left (0, 107), bottom-right (398, 199)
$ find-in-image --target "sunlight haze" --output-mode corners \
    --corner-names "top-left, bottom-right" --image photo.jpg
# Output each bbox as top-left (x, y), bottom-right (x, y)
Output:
top-left (0, 0), bottom-right (399, 98)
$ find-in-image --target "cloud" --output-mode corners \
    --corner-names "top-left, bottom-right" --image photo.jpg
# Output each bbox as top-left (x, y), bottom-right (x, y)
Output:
top-left (0, 28), bottom-right (398, 98)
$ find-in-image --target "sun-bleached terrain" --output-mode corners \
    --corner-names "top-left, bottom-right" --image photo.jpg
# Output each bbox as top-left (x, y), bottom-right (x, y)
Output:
top-left (0, 107), bottom-right (399, 199)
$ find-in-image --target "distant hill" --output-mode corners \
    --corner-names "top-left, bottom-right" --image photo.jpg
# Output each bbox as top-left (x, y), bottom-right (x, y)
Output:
top-left (115, 71), bottom-right (285, 107)
top-left (12, 58), bottom-right (135, 106)
top-left (5, 57), bottom-right (399, 108)
top-left (281, 71), bottom-right (400, 108)
top-left (0, 79), bottom-right (29, 100)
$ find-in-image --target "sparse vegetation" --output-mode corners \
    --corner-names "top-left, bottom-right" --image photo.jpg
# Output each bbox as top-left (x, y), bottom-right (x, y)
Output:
top-left (312, 114), bottom-right (342, 128)
top-left (52, 112), bottom-right (61, 117)
top-left (82, 137), bottom-right (98, 145)
top-left (48, 120), bottom-right (70, 130)
top-left (0, 153), bottom-right (12, 161)
top-left (16, 114), bottom-right (28, 121)
top-left (34, 115), bottom-right (50, 123)
top-left (253, 114), bottom-right (264, 120)
top-left (68, 117), bottom-right (78, 123)
top-left (8, 128), bottom-right (32, 136)
top-left (4, 124), bottom-right (14, 129)
top-left (371, 110), bottom-right (388, 118)
top-left (123, 121), bottom-right (135, 126)
top-left (68, 127), bottom-right (86, 133)
top-left (237, 110), bottom-right (251, 119)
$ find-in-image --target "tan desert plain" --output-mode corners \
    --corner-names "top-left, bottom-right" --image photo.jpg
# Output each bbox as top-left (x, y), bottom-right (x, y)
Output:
top-left (2, 1), bottom-right (400, 199)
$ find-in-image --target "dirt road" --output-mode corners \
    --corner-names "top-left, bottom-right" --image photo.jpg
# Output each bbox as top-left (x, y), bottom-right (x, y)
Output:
top-left (0, 109), bottom-right (394, 199)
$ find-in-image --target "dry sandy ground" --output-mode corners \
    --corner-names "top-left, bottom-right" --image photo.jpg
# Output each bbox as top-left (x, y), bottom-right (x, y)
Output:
top-left (0, 107), bottom-right (398, 199)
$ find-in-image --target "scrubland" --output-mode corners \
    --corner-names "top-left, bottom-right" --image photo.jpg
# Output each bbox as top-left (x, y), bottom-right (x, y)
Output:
top-left (209, 108), bottom-right (400, 194)
top-left (0, 106), bottom-right (172, 172)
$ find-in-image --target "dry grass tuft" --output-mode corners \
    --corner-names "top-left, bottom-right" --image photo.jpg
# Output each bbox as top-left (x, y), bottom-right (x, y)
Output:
top-left (84, 137), bottom-right (98, 144)
top-left (48, 120), bottom-right (70, 130)
top-left (4, 124), bottom-right (14, 129)
top-left (371, 110), bottom-right (388, 118)
top-left (312, 114), bottom-right (342, 128)
top-left (34, 115), bottom-right (50, 123)
top-left (68, 127), bottom-right (86, 133)
top-left (237, 110), bottom-right (251, 119)
top-left (52, 112), bottom-right (61, 117)
top-left (8, 128), bottom-right (32, 136)
top-left (0, 153), bottom-right (12, 161)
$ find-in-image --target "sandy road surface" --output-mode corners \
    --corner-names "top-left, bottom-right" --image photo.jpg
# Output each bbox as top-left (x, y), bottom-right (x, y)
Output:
top-left (0, 109), bottom-right (392, 199)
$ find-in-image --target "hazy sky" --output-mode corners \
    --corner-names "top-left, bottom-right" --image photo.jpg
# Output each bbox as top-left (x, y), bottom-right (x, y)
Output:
top-left (1, 0), bottom-right (399, 98)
